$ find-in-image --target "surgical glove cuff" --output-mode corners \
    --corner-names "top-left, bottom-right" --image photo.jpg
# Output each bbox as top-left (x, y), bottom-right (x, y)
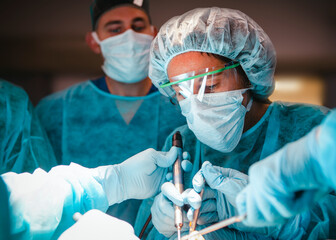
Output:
top-left (91, 165), bottom-right (126, 205)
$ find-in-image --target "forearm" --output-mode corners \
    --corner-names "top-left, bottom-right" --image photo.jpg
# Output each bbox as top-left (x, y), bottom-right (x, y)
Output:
top-left (3, 164), bottom-right (110, 239)
top-left (314, 110), bottom-right (336, 189)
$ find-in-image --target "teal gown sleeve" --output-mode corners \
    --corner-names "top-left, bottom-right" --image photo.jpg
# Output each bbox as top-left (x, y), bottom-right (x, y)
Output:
top-left (0, 80), bottom-right (57, 174)
top-left (2, 163), bottom-right (110, 240)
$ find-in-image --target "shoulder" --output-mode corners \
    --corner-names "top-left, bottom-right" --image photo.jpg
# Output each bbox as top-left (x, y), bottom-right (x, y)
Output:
top-left (271, 101), bottom-right (329, 123)
top-left (270, 101), bottom-right (329, 139)
top-left (36, 81), bottom-right (92, 111)
top-left (0, 80), bottom-right (29, 102)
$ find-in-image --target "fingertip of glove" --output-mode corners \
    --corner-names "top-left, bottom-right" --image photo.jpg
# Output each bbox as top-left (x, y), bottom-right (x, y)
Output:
top-left (192, 171), bottom-right (205, 193)
top-left (182, 151), bottom-right (191, 160)
top-left (181, 160), bottom-right (192, 172)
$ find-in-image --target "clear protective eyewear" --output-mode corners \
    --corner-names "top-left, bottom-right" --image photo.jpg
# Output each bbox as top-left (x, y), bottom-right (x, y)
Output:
top-left (160, 62), bottom-right (246, 103)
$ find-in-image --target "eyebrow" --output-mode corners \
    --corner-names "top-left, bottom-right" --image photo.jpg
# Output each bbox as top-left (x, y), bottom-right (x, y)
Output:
top-left (104, 17), bottom-right (147, 28)
top-left (104, 20), bottom-right (122, 27)
top-left (132, 17), bottom-right (146, 24)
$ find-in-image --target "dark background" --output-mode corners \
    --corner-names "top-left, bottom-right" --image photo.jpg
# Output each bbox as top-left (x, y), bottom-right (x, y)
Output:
top-left (0, 0), bottom-right (335, 107)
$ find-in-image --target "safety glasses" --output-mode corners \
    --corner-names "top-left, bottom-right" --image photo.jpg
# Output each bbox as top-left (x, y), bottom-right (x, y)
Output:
top-left (160, 62), bottom-right (242, 103)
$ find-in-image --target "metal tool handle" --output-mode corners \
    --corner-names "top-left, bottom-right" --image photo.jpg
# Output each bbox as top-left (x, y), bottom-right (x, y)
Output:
top-left (172, 131), bottom-right (184, 239)
top-left (173, 146), bottom-right (184, 230)
top-left (189, 188), bottom-right (204, 232)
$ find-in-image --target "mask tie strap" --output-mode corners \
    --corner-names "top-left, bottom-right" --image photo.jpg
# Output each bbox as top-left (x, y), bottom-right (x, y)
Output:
top-left (245, 97), bottom-right (253, 112)
top-left (91, 32), bottom-right (101, 44)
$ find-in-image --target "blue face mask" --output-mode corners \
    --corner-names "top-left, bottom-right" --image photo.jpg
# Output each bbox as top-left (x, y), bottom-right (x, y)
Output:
top-left (92, 29), bottom-right (153, 84)
top-left (179, 89), bottom-right (252, 153)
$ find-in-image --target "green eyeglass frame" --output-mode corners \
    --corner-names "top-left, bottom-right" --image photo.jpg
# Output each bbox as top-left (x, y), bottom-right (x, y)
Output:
top-left (160, 62), bottom-right (240, 88)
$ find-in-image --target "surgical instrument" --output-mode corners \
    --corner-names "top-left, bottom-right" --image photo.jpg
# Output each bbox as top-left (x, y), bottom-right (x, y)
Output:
top-left (173, 131), bottom-right (184, 240)
top-left (181, 214), bottom-right (247, 240)
top-left (189, 188), bottom-right (204, 233)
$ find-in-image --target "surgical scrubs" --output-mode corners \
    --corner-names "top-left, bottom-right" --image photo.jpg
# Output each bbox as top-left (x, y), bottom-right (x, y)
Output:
top-left (0, 80), bottom-right (56, 174)
top-left (0, 176), bottom-right (11, 240)
top-left (36, 79), bottom-right (186, 225)
top-left (135, 101), bottom-right (335, 239)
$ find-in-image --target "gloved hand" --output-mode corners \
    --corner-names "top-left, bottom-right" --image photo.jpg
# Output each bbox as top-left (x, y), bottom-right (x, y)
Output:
top-left (188, 161), bottom-right (300, 239)
top-left (2, 164), bottom-right (111, 239)
top-left (92, 147), bottom-right (179, 205)
top-left (151, 188), bottom-right (190, 238)
top-left (152, 160), bottom-right (275, 239)
top-left (150, 151), bottom-right (194, 238)
top-left (236, 120), bottom-right (335, 227)
top-left (58, 209), bottom-right (139, 240)
top-left (165, 151), bottom-right (193, 182)
top-left (191, 162), bottom-right (249, 229)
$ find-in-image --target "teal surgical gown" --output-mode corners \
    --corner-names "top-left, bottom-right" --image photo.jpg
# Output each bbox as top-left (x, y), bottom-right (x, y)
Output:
top-left (135, 101), bottom-right (335, 239)
top-left (0, 176), bottom-right (11, 240)
top-left (0, 80), bottom-right (56, 174)
top-left (36, 80), bottom-right (186, 226)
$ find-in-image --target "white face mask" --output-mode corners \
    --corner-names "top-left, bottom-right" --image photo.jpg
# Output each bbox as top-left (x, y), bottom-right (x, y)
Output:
top-left (92, 29), bottom-right (154, 84)
top-left (179, 89), bottom-right (252, 153)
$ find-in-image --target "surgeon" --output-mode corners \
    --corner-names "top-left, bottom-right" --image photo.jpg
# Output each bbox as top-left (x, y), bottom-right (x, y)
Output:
top-left (0, 146), bottom-right (180, 239)
top-left (135, 7), bottom-right (335, 239)
top-left (0, 80), bottom-right (56, 174)
top-left (236, 110), bottom-right (336, 230)
top-left (36, 0), bottom-right (185, 226)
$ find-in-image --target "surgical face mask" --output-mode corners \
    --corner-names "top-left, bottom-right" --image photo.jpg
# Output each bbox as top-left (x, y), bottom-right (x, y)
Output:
top-left (179, 89), bottom-right (252, 153)
top-left (92, 29), bottom-right (153, 84)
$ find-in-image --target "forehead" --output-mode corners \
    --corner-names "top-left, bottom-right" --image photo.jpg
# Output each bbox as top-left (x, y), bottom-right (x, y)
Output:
top-left (97, 5), bottom-right (150, 26)
top-left (167, 52), bottom-right (228, 78)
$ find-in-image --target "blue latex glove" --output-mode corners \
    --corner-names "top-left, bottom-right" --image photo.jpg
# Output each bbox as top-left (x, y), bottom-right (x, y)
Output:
top-left (236, 111), bottom-right (336, 227)
top-left (165, 151), bottom-right (193, 182)
top-left (190, 162), bottom-right (309, 239)
top-left (2, 147), bottom-right (179, 239)
top-left (151, 162), bottom-right (278, 239)
top-left (151, 188), bottom-right (190, 238)
top-left (151, 160), bottom-right (248, 238)
top-left (150, 151), bottom-right (193, 238)
top-left (3, 164), bottom-right (110, 239)
top-left (191, 162), bottom-right (249, 229)
top-left (93, 147), bottom-right (179, 205)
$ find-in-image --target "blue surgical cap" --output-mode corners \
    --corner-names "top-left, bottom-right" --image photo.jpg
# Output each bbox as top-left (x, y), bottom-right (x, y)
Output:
top-left (149, 7), bottom-right (276, 99)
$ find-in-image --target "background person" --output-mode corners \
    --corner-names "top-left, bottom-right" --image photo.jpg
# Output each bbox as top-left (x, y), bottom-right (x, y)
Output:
top-left (0, 80), bottom-right (56, 174)
top-left (36, 0), bottom-right (185, 226)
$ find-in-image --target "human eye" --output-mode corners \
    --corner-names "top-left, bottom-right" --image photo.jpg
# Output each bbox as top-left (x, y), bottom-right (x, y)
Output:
top-left (204, 83), bottom-right (219, 93)
top-left (132, 19), bottom-right (147, 32)
top-left (108, 27), bottom-right (122, 34)
top-left (132, 24), bottom-right (146, 32)
top-left (105, 23), bottom-right (123, 35)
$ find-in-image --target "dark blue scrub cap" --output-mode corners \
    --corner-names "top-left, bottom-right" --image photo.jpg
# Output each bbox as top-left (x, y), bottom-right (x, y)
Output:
top-left (90, 0), bottom-right (150, 30)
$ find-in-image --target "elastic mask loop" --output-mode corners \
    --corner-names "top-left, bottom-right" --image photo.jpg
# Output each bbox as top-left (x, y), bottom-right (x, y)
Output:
top-left (91, 32), bottom-right (101, 44)
top-left (246, 97), bottom-right (253, 112)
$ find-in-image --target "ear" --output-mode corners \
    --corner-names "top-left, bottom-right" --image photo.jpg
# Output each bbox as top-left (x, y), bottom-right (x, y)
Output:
top-left (85, 32), bottom-right (101, 54)
top-left (152, 25), bottom-right (159, 38)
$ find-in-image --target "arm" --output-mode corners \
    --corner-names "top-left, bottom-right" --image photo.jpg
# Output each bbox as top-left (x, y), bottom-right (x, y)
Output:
top-left (236, 110), bottom-right (336, 226)
top-left (4, 147), bottom-right (178, 239)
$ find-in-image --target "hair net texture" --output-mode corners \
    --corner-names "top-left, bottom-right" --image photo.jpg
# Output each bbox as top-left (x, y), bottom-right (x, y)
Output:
top-left (149, 7), bottom-right (276, 99)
